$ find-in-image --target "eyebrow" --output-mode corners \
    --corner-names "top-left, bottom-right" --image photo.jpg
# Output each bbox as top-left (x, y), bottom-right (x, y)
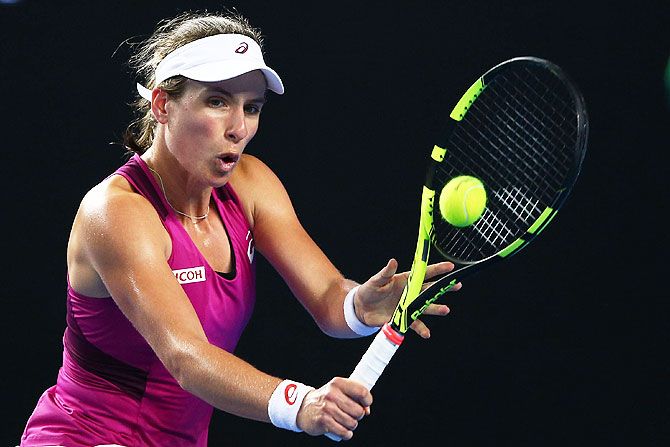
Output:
top-left (207, 86), bottom-right (266, 104)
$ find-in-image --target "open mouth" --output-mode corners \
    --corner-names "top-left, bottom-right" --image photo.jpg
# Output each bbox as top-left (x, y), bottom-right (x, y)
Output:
top-left (218, 153), bottom-right (240, 172)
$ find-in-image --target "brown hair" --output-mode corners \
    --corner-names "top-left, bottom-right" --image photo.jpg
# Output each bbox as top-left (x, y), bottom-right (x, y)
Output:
top-left (123, 11), bottom-right (264, 154)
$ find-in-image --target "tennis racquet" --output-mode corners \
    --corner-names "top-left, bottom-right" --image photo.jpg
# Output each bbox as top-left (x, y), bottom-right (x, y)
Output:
top-left (326, 56), bottom-right (588, 441)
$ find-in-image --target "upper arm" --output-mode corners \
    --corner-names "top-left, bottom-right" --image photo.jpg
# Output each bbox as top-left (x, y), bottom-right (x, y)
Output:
top-left (231, 155), bottom-right (350, 330)
top-left (77, 182), bottom-right (208, 377)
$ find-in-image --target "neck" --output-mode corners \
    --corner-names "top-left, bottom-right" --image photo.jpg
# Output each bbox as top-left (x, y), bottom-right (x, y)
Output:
top-left (142, 150), bottom-right (212, 224)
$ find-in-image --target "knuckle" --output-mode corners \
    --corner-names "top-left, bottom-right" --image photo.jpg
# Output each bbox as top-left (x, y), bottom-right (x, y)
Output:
top-left (316, 414), bottom-right (329, 429)
top-left (352, 390), bottom-right (367, 404)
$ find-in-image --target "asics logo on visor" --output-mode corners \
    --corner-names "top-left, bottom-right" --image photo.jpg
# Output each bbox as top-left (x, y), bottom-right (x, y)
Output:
top-left (235, 42), bottom-right (249, 54)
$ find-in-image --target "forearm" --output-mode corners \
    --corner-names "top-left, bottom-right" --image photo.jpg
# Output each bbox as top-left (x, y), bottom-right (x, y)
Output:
top-left (169, 339), bottom-right (281, 422)
top-left (306, 277), bottom-right (380, 339)
top-left (295, 276), bottom-right (349, 338)
top-left (167, 332), bottom-right (373, 439)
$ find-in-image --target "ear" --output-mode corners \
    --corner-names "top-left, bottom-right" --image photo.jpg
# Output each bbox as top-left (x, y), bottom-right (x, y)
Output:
top-left (150, 88), bottom-right (169, 124)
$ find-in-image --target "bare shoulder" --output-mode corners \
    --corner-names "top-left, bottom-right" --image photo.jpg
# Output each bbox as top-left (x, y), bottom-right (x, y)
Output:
top-left (229, 154), bottom-right (293, 229)
top-left (68, 174), bottom-right (170, 297)
top-left (230, 153), bottom-right (281, 188)
top-left (73, 174), bottom-right (170, 259)
top-left (79, 175), bottom-right (161, 227)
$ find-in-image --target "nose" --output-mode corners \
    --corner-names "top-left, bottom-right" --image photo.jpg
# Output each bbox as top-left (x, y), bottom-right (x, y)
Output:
top-left (225, 106), bottom-right (248, 143)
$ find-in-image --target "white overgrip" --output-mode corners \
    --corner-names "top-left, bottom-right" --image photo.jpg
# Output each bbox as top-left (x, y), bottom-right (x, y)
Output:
top-left (349, 326), bottom-right (401, 390)
top-left (325, 325), bottom-right (403, 441)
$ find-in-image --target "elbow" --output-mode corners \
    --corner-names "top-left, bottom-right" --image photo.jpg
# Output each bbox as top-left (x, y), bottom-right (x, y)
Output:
top-left (313, 307), bottom-right (356, 339)
top-left (167, 355), bottom-right (191, 391)
top-left (159, 337), bottom-right (206, 391)
top-left (316, 320), bottom-right (341, 338)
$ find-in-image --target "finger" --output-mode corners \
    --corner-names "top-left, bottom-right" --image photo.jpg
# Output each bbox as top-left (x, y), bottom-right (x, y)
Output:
top-left (424, 261), bottom-right (455, 280)
top-left (341, 379), bottom-right (373, 409)
top-left (421, 280), bottom-right (462, 293)
top-left (324, 395), bottom-right (366, 436)
top-left (330, 405), bottom-right (361, 432)
top-left (321, 386), bottom-right (368, 439)
top-left (326, 419), bottom-right (355, 441)
top-left (410, 319), bottom-right (431, 339)
top-left (331, 378), bottom-right (373, 412)
top-left (367, 258), bottom-right (398, 287)
top-left (420, 303), bottom-right (450, 316)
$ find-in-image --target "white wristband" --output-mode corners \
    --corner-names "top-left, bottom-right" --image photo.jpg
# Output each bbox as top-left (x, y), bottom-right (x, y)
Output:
top-left (344, 286), bottom-right (381, 336)
top-left (268, 379), bottom-right (314, 432)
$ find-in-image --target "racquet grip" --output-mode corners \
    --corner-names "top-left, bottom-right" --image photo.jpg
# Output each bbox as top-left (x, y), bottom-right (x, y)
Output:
top-left (349, 325), bottom-right (401, 389)
top-left (325, 325), bottom-right (403, 441)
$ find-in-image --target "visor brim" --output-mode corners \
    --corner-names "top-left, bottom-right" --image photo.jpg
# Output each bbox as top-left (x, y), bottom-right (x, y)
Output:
top-left (182, 61), bottom-right (284, 95)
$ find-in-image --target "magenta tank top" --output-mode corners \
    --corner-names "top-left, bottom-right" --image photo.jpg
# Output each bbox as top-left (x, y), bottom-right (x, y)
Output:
top-left (21, 154), bottom-right (256, 446)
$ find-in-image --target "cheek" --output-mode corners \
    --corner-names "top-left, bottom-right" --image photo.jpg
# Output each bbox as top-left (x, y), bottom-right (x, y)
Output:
top-left (246, 123), bottom-right (259, 141)
top-left (246, 118), bottom-right (261, 139)
top-left (176, 115), bottom-right (219, 143)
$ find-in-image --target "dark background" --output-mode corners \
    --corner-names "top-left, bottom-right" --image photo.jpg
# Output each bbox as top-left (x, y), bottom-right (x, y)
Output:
top-left (1, 0), bottom-right (668, 445)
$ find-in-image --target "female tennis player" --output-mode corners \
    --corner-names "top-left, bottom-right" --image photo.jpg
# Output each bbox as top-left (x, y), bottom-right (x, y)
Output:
top-left (19, 10), bottom-right (460, 446)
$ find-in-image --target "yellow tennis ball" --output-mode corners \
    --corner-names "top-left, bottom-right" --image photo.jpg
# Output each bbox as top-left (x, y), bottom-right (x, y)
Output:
top-left (438, 176), bottom-right (487, 227)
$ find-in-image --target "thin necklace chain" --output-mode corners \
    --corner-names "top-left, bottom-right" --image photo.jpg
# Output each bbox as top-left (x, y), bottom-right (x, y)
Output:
top-left (148, 166), bottom-right (210, 224)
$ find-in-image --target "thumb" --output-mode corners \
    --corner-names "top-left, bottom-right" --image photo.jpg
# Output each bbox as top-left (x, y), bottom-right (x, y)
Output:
top-left (368, 258), bottom-right (398, 287)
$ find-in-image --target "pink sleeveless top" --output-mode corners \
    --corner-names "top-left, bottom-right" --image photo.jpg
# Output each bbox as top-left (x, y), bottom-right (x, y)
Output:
top-left (21, 154), bottom-right (256, 446)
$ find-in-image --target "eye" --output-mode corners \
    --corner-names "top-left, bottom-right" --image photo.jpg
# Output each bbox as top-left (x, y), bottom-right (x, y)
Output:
top-left (208, 97), bottom-right (226, 108)
top-left (244, 103), bottom-right (263, 115)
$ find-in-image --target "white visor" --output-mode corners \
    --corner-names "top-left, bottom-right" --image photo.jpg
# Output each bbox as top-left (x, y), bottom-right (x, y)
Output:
top-left (136, 33), bottom-right (284, 100)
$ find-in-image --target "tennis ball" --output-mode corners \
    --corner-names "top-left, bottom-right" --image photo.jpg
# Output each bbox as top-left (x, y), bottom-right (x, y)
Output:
top-left (438, 176), bottom-right (487, 227)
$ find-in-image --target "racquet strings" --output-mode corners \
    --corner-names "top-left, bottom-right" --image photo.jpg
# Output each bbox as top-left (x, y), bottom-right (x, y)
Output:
top-left (432, 63), bottom-right (580, 264)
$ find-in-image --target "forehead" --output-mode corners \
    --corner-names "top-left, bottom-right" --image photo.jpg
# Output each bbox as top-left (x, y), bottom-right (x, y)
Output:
top-left (190, 70), bottom-right (268, 96)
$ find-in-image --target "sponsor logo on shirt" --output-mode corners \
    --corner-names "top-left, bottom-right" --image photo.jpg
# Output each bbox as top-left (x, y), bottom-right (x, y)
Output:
top-left (172, 266), bottom-right (206, 284)
top-left (246, 230), bottom-right (255, 264)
